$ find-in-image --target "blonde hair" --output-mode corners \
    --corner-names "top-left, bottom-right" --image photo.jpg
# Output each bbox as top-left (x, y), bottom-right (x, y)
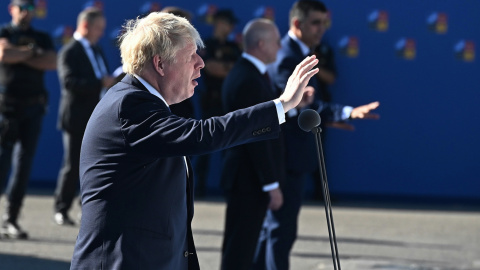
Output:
top-left (119, 12), bottom-right (204, 74)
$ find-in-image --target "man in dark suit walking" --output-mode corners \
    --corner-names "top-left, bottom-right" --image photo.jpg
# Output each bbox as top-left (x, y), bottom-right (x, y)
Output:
top-left (54, 7), bottom-right (114, 225)
top-left (254, 1), bottom-right (380, 269)
top-left (220, 19), bottom-right (300, 270)
top-left (70, 12), bottom-right (319, 270)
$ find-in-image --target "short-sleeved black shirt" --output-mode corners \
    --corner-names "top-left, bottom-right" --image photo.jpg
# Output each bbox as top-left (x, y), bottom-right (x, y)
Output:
top-left (199, 37), bottom-right (241, 115)
top-left (0, 23), bottom-right (54, 98)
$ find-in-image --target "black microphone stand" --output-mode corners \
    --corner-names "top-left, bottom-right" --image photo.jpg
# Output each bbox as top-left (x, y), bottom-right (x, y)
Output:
top-left (312, 126), bottom-right (341, 270)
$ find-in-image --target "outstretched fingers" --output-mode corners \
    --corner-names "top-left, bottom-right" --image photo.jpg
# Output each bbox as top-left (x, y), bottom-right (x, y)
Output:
top-left (297, 55), bottom-right (319, 76)
top-left (351, 101), bottom-right (381, 119)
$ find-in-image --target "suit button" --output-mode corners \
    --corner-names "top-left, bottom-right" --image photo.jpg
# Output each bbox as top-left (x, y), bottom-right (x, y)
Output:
top-left (184, 251), bottom-right (189, 257)
top-left (266, 127), bottom-right (271, 132)
top-left (262, 128), bottom-right (266, 133)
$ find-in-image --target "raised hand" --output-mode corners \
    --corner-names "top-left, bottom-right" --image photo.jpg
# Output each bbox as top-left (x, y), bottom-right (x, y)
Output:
top-left (279, 55), bottom-right (319, 112)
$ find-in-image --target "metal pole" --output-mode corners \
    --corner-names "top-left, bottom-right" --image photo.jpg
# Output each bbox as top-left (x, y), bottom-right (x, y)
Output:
top-left (312, 126), bottom-right (341, 270)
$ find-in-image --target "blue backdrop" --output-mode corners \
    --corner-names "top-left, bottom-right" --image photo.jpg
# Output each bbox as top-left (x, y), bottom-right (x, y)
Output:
top-left (1, 0), bottom-right (479, 201)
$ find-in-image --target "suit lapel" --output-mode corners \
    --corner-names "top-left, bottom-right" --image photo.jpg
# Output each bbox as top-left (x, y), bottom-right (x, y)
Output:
top-left (74, 40), bottom-right (97, 78)
top-left (241, 58), bottom-right (276, 96)
top-left (286, 35), bottom-right (306, 58)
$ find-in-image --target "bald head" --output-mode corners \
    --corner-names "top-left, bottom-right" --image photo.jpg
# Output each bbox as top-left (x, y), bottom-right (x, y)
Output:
top-left (243, 19), bottom-right (275, 50)
top-left (242, 19), bottom-right (280, 64)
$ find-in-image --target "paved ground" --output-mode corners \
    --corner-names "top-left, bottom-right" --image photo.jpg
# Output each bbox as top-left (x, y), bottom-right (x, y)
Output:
top-left (0, 189), bottom-right (479, 270)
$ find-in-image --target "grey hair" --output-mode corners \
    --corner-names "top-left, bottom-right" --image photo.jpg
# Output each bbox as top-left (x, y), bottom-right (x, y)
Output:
top-left (77, 7), bottom-right (104, 27)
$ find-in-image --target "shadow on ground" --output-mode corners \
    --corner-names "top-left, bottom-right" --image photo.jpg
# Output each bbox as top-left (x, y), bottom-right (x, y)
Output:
top-left (0, 253), bottom-right (70, 270)
top-left (28, 185), bottom-right (480, 212)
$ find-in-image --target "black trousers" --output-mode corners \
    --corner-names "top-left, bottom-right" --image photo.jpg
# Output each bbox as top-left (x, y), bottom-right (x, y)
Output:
top-left (54, 130), bottom-right (83, 214)
top-left (221, 180), bottom-right (270, 270)
top-left (0, 104), bottom-right (45, 222)
top-left (253, 171), bottom-right (307, 270)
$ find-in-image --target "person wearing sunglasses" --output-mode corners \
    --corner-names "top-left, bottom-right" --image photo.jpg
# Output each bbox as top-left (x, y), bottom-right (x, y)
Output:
top-left (0, 0), bottom-right (56, 239)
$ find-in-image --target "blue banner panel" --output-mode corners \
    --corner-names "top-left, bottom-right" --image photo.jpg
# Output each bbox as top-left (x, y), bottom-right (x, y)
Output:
top-left (1, 0), bottom-right (478, 200)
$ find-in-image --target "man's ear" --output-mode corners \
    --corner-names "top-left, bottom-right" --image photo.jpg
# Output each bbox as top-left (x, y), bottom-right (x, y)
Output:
top-left (293, 18), bottom-right (302, 29)
top-left (7, 5), bottom-right (14, 15)
top-left (81, 21), bottom-right (89, 30)
top-left (258, 39), bottom-right (265, 50)
top-left (153, 55), bottom-right (165, 76)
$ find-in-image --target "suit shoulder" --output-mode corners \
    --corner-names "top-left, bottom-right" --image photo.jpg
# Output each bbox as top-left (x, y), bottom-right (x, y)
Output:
top-left (224, 61), bottom-right (261, 88)
top-left (229, 59), bottom-right (259, 78)
top-left (58, 39), bottom-right (81, 54)
top-left (112, 86), bottom-right (167, 113)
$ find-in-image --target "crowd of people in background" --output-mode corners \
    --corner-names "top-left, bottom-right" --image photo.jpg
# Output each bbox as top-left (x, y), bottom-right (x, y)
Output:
top-left (0, 0), bottom-right (379, 269)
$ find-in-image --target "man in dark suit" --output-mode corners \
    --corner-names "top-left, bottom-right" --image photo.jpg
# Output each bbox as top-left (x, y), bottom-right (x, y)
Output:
top-left (69, 12), bottom-right (319, 269)
top-left (54, 7), bottom-right (114, 225)
top-left (220, 19), bottom-right (297, 270)
top-left (254, 1), bottom-right (380, 269)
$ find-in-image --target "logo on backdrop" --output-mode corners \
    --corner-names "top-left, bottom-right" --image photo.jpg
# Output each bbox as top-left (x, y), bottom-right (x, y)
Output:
top-left (139, 2), bottom-right (162, 15)
top-left (253, 6), bottom-right (275, 21)
top-left (368, 10), bottom-right (388, 32)
top-left (427, 12), bottom-right (448, 34)
top-left (52, 25), bottom-right (74, 47)
top-left (395, 38), bottom-right (416, 60)
top-left (338, 36), bottom-right (359, 58)
top-left (197, 4), bottom-right (218, 25)
top-left (83, 1), bottom-right (104, 10)
top-left (35, 0), bottom-right (47, 19)
top-left (454, 40), bottom-right (475, 62)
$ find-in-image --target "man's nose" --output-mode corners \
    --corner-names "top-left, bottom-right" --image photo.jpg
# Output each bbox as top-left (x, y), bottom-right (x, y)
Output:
top-left (197, 55), bottom-right (205, 69)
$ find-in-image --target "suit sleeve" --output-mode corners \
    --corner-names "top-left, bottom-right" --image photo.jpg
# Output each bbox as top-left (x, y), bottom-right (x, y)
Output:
top-left (57, 44), bottom-right (103, 96)
top-left (119, 91), bottom-right (281, 159)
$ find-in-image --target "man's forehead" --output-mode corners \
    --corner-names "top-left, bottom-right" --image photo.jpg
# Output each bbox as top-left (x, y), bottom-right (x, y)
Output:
top-left (306, 10), bottom-right (328, 20)
top-left (182, 41), bottom-right (197, 51)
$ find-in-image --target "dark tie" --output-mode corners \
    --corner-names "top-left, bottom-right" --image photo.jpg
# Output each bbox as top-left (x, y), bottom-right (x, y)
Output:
top-left (263, 72), bottom-right (271, 86)
top-left (264, 72), bottom-right (281, 96)
top-left (91, 45), bottom-right (102, 66)
top-left (91, 44), bottom-right (100, 56)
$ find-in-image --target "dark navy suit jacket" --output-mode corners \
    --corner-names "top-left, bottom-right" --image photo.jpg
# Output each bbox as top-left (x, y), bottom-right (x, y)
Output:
top-left (57, 39), bottom-right (107, 133)
top-left (221, 57), bottom-right (286, 191)
top-left (70, 74), bottom-right (281, 270)
top-left (268, 35), bottom-right (346, 173)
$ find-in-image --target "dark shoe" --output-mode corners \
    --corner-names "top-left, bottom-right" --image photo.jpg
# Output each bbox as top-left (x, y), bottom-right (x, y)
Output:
top-left (54, 212), bottom-right (75, 226)
top-left (1, 221), bottom-right (28, 239)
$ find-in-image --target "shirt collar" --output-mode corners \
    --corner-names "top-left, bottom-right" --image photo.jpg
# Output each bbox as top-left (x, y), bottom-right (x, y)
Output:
top-left (288, 30), bottom-right (311, 56)
top-left (242, 52), bottom-right (267, 74)
top-left (73, 32), bottom-right (93, 48)
top-left (133, 74), bottom-right (169, 108)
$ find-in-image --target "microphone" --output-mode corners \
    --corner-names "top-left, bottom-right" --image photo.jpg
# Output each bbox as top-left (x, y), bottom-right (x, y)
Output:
top-left (297, 109), bottom-right (342, 269)
top-left (298, 109), bottom-right (321, 132)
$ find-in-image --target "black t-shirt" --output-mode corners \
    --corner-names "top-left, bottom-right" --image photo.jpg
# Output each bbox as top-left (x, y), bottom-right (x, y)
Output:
top-left (199, 37), bottom-right (241, 114)
top-left (313, 41), bottom-right (336, 102)
top-left (0, 23), bottom-right (54, 98)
